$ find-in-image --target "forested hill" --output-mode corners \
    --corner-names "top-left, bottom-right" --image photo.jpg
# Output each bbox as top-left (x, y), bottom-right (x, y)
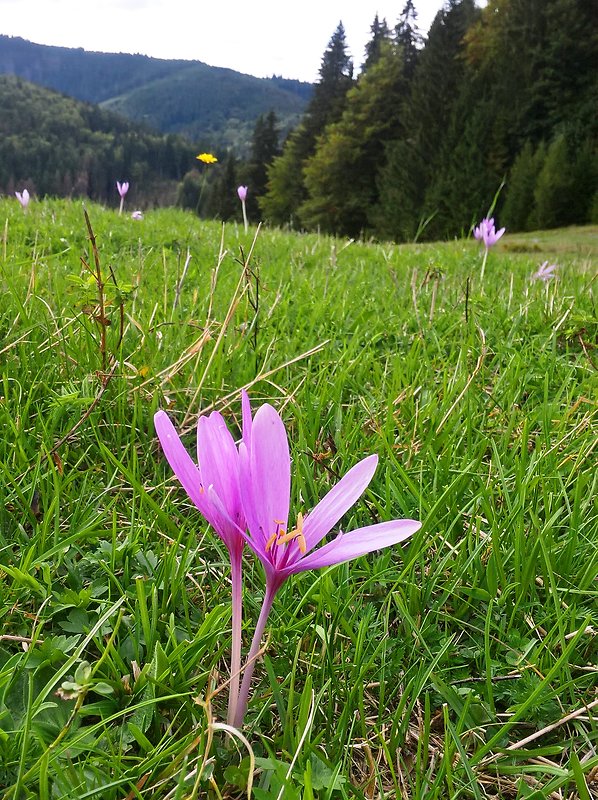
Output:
top-left (0, 36), bottom-right (312, 151)
top-left (0, 74), bottom-right (198, 205)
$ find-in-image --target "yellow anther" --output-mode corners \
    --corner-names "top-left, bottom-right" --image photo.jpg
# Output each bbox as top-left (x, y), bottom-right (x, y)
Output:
top-left (265, 531), bottom-right (279, 552)
top-left (275, 512), bottom-right (306, 552)
top-left (265, 514), bottom-right (306, 554)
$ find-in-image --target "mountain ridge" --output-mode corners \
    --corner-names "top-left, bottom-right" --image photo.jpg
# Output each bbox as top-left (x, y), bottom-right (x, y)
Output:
top-left (0, 35), bottom-right (312, 152)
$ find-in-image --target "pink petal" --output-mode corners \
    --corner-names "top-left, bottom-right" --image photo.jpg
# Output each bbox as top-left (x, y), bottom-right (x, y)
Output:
top-left (302, 454), bottom-right (378, 551)
top-left (241, 390), bottom-right (253, 447)
top-left (154, 411), bottom-right (206, 511)
top-left (283, 519), bottom-right (421, 575)
top-left (238, 440), bottom-right (264, 547)
top-left (247, 403), bottom-right (291, 541)
top-left (197, 411), bottom-right (242, 524)
top-left (208, 483), bottom-right (276, 578)
top-left (153, 412), bottom-right (213, 522)
top-left (155, 410), bottom-right (242, 551)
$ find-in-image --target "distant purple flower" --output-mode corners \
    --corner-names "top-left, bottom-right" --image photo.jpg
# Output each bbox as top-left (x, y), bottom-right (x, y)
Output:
top-left (131, 210), bottom-right (144, 220)
top-left (15, 189), bottom-right (30, 210)
top-left (116, 181), bottom-right (129, 215)
top-left (229, 393), bottom-right (421, 726)
top-left (532, 261), bottom-right (558, 281)
top-left (473, 217), bottom-right (505, 249)
top-left (237, 185), bottom-right (249, 232)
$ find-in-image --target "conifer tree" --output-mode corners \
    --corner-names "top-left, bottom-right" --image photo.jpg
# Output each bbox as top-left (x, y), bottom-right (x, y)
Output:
top-left (177, 171), bottom-right (202, 213)
top-left (300, 43), bottom-right (408, 236)
top-left (304, 21), bottom-right (354, 140)
top-left (502, 141), bottom-right (545, 231)
top-left (424, 97), bottom-right (504, 238)
top-left (533, 135), bottom-right (577, 229)
top-left (373, 0), bottom-right (479, 240)
top-left (244, 111), bottom-right (280, 219)
top-left (208, 153), bottom-right (239, 221)
top-left (259, 23), bottom-right (353, 226)
top-left (258, 125), bottom-right (308, 225)
top-left (394, 0), bottom-right (422, 81)
top-left (298, 3), bottom-right (425, 237)
top-left (362, 14), bottom-right (391, 72)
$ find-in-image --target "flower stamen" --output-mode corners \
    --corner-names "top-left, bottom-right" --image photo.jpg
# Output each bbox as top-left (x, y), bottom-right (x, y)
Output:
top-left (276, 512), bottom-right (306, 553)
top-left (266, 520), bottom-right (287, 551)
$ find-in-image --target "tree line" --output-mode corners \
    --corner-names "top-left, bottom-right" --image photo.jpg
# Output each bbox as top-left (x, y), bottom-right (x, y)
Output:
top-left (229, 0), bottom-right (597, 240)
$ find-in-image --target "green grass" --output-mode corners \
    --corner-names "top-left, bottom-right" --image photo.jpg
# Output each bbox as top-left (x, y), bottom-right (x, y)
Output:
top-left (0, 197), bottom-right (596, 799)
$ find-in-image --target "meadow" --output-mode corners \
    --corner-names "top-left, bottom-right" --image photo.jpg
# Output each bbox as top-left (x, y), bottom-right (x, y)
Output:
top-left (0, 198), bottom-right (596, 799)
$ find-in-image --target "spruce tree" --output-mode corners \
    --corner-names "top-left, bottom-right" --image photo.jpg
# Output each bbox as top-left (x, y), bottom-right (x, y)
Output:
top-left (373, 0), bottom-right (479, 241)
top-left (304, 22), bottom-right (354, 139)
top-left (244, 111), bottom-right (280, 220)
top-left (208, 153), bottom-right (239, 221)
top-left (300, 42), bottom-right (408, 236)
top-left (259, 23), bottom-right (353, 226)
top-left (534, 135), bottom-right (578, 229)
top-left (362, 14), bottom-right (391, 72)
top-left (394, 0), bottom-right (422, 81)
top-left (571, 138), bottom-right (598, 225)
top-left (502, 141), bottom-right (543, 231)
top-left (258, 132), bottom-right (306, 226)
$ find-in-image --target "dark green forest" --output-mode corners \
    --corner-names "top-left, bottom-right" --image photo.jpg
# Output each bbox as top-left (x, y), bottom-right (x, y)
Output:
top-left (0, 76), bottom-right (198, 206)
top-left (1, 0), bottom-right (597, 240)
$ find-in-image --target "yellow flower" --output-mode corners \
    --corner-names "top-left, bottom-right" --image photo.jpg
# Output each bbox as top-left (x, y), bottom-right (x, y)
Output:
top-left (196, 153), bottom-right (218, 164)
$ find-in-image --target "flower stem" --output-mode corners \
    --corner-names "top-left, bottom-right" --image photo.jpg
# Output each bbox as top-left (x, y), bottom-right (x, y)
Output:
top-left (480, 247), bottom-right (489, 282)
top-left (233, 581), bottom-right (277, 728)
top-left (119, 196), bottom-right (124, 216)
top-left (241, 200), bottom-right (248, 234)
top-left (227, 549), bottom-right (243, 726)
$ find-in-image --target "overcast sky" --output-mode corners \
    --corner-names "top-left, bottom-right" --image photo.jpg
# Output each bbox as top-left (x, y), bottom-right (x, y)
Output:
top-left (0, 0), bottom-right (459, 83)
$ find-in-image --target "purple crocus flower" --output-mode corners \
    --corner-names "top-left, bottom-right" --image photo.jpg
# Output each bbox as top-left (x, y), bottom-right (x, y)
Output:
top-left (131, 210), bottom-right (144, 220)
top-left (237, 185), bottom-right (249, 232)
top-left (474, 217), bottom-right (506, 280)
top-left (154, 406), bottom-right (248, 724)
top-left (228, 394), bottom-right (421, 726)
top-left (532, 261), bottom-right (558, 281)
top-left (116, 181), bottom-right (129, 215)
top-left (473, 217), bottom-right (505, 249)
top-left (15, 189), bottom-right (30, 210)
top-left (472, 218), bottom-right (487, 242)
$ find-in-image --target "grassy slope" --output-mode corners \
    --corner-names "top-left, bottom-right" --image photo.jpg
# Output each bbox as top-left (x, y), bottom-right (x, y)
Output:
top-left (0, 199), bottom-right (596, 798)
